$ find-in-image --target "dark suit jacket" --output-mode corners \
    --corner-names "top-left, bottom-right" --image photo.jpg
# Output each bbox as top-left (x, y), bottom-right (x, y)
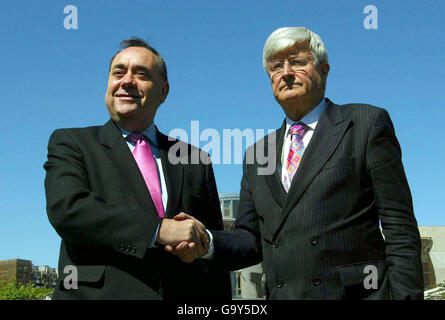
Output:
top-left (212, 99), bottom-right (423, 300)
top-left (44, 120), bottom-right (231, 300)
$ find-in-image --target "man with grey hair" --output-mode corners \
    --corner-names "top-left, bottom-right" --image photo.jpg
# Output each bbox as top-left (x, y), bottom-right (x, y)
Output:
top-left (170, 27), bottom-right (423, 300)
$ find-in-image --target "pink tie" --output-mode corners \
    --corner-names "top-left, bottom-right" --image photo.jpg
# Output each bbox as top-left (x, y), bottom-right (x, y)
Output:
top-left (129, 133), bottom-right (165, 218)
top-left (283, 123), bottom-right (307, 192)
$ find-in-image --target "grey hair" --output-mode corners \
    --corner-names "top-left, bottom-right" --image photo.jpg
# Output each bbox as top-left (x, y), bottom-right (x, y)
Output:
top-left (263, 27), bottom-right (328, 70)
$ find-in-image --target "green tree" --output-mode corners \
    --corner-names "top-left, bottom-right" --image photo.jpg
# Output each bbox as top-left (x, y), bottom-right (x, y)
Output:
top-left (0, 280), bottom-right (53, 300)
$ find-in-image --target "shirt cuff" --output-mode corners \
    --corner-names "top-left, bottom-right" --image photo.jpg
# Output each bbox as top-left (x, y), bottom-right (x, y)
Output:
top-left (199, 229), bottom-right (214, 260)
top-left (149, 222), bottom-right (161, 248)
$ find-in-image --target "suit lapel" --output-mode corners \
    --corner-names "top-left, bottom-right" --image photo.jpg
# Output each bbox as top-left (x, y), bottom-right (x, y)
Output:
top-left (156, 129), bottom-right (183, 219)
top-left (264, 121), bottom-right (287, 209)
top-left (99, 120), bottom-right (159, 216)
top-left (273, 100), bottom-right (351, 237)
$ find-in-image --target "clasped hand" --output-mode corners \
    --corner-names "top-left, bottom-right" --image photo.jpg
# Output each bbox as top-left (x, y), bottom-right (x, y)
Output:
top-left (156, 213), bottom-right (209, 263)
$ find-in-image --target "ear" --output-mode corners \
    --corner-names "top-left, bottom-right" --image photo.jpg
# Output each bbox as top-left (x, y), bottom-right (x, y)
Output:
top-left (319, 62), bottom-right (330, 81)
top-left (160, 81), bottom-right (170, 103)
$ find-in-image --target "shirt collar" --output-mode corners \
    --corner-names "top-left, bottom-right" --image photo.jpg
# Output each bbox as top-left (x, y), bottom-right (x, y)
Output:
top-left (118, 122), bottom-right (159, 147)
top-left (285, 98), bottom-right (326, 135)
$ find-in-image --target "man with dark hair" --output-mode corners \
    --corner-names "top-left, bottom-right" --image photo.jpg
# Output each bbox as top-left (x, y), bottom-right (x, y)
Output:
top-left (44, 38), bottom-right (231, 300)
top-left (109, 38), bottom-right (168, 81)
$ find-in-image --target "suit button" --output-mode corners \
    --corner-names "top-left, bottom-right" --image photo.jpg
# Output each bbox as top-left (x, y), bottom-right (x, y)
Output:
top-left (312, 278), bottom-right (321, 286)
top-left (273, 241), bottom-right (279, 248)
top-left (310, 236), bottom-right (319, 245)
top-left (276, 279), bottom-right (284, 288)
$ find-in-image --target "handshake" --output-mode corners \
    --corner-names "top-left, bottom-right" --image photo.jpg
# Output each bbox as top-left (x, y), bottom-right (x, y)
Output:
top-left (156, 213), bottom-right (210, 263)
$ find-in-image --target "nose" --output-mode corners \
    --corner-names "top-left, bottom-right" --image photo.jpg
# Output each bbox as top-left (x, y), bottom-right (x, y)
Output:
top-left (282, 61), bottom-right (295, 83)
top-left (282, 61), bottom-right (293, 77)
top-left (121, 72), bottom-right (136, 88)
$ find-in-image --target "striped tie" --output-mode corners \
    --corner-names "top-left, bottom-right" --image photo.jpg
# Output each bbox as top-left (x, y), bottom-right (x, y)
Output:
top-left (283, 123), bottom-right (307, 192)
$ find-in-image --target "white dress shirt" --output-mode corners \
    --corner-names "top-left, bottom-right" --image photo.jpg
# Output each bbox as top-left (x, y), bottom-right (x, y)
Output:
top-left (280, 98), bottom-right (326, 184)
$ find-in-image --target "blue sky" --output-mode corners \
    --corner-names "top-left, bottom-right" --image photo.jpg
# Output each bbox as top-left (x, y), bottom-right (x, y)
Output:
top-left (1, 0), bottom-right (444, 267)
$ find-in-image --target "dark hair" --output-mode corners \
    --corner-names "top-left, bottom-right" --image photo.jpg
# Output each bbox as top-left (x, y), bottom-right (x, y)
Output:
top-left (109, 38), bottom-right (168, 81)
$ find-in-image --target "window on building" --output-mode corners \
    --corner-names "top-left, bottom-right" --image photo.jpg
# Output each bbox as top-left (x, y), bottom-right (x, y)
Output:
top-left (232, 200), bottom-right (239, 218)
top-left (231, 272), bottom-right (242, 298)
top-left (223, 200), bottom-right (231, 217)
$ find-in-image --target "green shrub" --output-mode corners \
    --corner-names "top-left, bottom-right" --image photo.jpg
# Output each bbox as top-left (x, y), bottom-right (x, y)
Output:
top-left (0, 280), bottom-right (53, 300)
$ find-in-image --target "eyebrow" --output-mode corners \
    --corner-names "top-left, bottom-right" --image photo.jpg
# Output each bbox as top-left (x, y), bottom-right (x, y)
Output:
top-left (111, 64), bottom-right (152, 74)
top-left (133, 65), bottom-right (151, 74)
top-left (111, 63), bottom-right (126, 70)
top-left (269, 51), bottom-right (304, 60)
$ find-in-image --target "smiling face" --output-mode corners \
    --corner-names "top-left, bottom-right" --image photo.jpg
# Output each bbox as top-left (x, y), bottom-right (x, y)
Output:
top-left (266, 41), bottom-right (329, 121)
top-left (105, 46), bottom-right (169, 132)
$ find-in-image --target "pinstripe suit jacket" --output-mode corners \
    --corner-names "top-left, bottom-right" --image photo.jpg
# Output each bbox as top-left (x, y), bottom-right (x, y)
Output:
top-left (212, 98), bottom-right (423, 299)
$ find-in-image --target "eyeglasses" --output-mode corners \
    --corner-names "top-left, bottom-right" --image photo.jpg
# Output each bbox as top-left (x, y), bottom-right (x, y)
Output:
top-left (267, 57), bottom-right (308, 76)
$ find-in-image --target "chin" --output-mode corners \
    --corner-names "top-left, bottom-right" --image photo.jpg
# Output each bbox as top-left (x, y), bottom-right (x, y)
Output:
top-left (114, 108), bottom-right (139, 120)
top-left (278, 95), bottom-right (303, 105)
top-left (281, 88), bottom-right (304, 98)
top-left (115, 103), bottom-right (139, 113)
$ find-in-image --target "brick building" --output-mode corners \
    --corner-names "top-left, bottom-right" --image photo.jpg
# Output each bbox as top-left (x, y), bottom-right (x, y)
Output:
top-left (0, 259), bottom-right (33, 284)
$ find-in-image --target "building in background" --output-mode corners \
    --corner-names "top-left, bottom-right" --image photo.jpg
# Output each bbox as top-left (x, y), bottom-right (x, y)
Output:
top-left (32, 265), bottom-right (58, 288)
top-left (220, 193), bottom-right (239, 231)
top-left (219, 193), bottom-right (266, 299)
top-left (419, 226), bottom-right (445, 289)
top-left (0, 259), bottom-right (33, 284)
top-left (0, 259), bottom-right (58, 288)
top-left (231, 264), bottom-right (266, 300)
